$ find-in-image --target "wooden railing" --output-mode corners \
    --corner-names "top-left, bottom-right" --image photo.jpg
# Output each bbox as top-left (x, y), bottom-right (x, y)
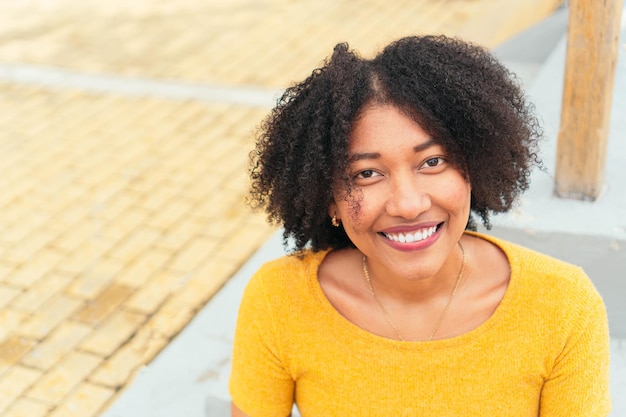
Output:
top-left (555, 0), bottom-right (623, 200)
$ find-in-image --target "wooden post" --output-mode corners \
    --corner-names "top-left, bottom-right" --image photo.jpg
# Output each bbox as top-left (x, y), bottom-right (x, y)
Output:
top-left (554, 0), bottom-right (623, 201)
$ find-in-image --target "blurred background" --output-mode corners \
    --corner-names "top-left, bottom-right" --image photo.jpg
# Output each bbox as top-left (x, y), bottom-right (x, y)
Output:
top-left (3, 1), bottom-right (623, 416)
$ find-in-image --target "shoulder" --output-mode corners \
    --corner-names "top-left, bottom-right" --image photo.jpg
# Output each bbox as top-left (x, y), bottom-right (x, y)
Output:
top-left (468, 232), bottom-right (604, 311)
top-left (242, 249), bottom-right (330, 302)
top-left (251, 249), bottom-right (328, 283)
top-left (236, 249), bottom-right (331, 346)
top-left (472, 233), bottom-right (602, 305)
top-left (471, 232), bottom-right (590, 280)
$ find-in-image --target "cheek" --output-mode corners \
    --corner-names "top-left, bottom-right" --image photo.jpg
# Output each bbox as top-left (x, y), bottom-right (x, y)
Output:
top-left (450, 179), bottom-right (472, 212)
top-left (436, 173), bottom-right (471, 209)
top-left (336, 190), bottom-right (368, 231)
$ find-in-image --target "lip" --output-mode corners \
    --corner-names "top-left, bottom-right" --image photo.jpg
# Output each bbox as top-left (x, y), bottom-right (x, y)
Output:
top-left (378, 222), bottom-right (443, 252)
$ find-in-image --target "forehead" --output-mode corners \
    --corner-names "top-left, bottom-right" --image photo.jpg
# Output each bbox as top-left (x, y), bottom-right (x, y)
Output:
top-left (348, 105), bottom-right (434, 153)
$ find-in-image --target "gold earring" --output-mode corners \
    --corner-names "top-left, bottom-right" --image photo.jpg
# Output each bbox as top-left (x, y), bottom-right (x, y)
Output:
top-left (331, 215), bottom-right (340, 227)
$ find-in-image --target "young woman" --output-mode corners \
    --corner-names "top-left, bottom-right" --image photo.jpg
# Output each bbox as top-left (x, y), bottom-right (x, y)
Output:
top-left (229, 35), bottom-right (611, 417)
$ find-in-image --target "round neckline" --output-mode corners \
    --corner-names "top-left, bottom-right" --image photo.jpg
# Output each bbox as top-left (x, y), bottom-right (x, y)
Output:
top-left (308, 232), bottom-right (519, 350)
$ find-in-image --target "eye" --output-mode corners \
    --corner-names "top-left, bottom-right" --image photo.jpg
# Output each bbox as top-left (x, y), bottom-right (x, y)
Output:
top-left (352, 169), bottom-right (383, 184)
top-left (421, 157), bottom-right (445, 169)
top-left (356, 169), bottom-right (376, 179)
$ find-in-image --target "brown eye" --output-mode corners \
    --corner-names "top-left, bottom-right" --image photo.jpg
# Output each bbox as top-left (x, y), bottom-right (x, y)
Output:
top-left (352, 169), bottom-right (382, 183)
top-left (423, 157), bottom-right (444, 168)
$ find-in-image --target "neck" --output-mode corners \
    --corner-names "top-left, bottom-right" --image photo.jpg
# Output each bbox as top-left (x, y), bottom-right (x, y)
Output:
top-left (363, 241), bottom-right (467, 305)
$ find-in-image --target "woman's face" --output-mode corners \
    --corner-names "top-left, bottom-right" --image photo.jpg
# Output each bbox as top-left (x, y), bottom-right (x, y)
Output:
top-left (329, 104), bottom-right (471, 280)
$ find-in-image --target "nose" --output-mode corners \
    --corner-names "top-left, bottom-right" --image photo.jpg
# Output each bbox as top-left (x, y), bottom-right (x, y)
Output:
top-left (385, 173), bottom-right (431, 219)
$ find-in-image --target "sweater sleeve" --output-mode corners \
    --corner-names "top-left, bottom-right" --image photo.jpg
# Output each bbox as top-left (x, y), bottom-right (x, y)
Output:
top-left (539, 269), bottom-right (611, 417)
top-left (229, 266), bottom-right (295, 417)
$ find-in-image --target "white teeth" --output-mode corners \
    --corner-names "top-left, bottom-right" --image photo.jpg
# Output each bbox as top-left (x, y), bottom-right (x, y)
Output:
top-left (384, 226), bottom-right (438, 243)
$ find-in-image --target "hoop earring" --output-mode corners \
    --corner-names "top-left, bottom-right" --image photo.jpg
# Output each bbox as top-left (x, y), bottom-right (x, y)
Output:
top-left (331, 215), bottom-right (340, 227)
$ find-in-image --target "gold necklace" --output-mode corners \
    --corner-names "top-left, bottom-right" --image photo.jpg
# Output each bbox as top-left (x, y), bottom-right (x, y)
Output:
top-left (362, 241), bottom-right (466, 341)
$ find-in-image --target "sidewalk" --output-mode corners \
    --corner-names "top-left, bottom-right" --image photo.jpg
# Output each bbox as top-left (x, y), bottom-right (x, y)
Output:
top-left (103, 5), bottom-right (626, 417)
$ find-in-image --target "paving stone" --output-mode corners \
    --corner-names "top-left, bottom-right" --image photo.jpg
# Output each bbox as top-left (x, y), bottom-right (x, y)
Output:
top-left (21, 321), bottom-right (92, 371)
top-left (153, 216), bottom-right (203, 252)
top-left (17, 296), bottom-right (83, 340)
top-left (0, 337), bottom-right (36, 374)
top-left (63, 258), bottom-right (125, 300)
top-left (0, 263), bottom-right (14, 282)
top-left (55, 241), bottom-right (114, 277)
top-left (4, 249), bottom-right (63, 287)
top-left (177, 172), bottom-right (223, 203)
top-left (10, 273), bottom-right (72, 312)
top-left (0, 393), bottom-right (19, 415)
top-left (165, 256), bottom-right (242, 313)
top-left (220, 169), bottom-right (250, 194)
top-left (138, 296), bottom-right (196, 341)
top-left (124, 158), bottom-right (172, 191)
top-left (106, 227), bottom-right (161, 263)
top-left (196, 192), bottom-right (247, 223)
top-left (245, 210), bottom-right (273, 228)
top-left (100, 207), bottom-right (150, 242)
top-left (88, 330), bottom-right (168, 388)
top-left (0, 365), bottom-right (42, 414)
top-left (0, 287), bottom-right (21, 310)
top-left (145, 198), bottom-right (193, 231)
top-left (123, 270), bottom-right (185, 314)
top-left (78, 310), bottom-right (146, 357)
top-left (78, 165), bottom-right (124, 190)
top-left (0, 309), bottom-right (30, 341)
top-left (25, 351), bottom-right (102, 404)
top-left (205, 150), bottom-right (247, 178)
top-left (134, 183), bottom-right (178, 212)
top-left (0, 245), bottom-right (8, 263)
top-left (113, 248), bottom-right (171, 288)
top-left (168, 236), bottom-right (219, 273)
top-left (214, 223), bottom-right (273, 261)
top-left (46, 382), bottom-right (114, 417)
top-left (90, 194), bottom-right (135, 225)
top-left (205, 208), bottom-right (249, 240)
top-left (50, 222), bottom-right (102, 254)
top-left (72, 284), bottom-right (134, 326)
top-left (2, 398), bottom-right (50, 417)
top-left (44, 200), bottom-right (92, 235)
top-left (1, 217), bottom-right (50, 250)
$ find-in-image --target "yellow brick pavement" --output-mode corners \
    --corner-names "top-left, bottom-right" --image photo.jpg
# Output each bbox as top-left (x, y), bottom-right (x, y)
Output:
top-left (0, 0), bottom-right (562, 415)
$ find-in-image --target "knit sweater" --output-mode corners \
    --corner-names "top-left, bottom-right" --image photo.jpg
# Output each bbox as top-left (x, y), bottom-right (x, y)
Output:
top-left (229, 233), bottom-right (611, 417)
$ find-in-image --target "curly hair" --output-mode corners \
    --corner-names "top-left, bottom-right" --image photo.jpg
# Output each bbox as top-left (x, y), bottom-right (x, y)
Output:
top-left (248, 35), bottom-right (542, 252)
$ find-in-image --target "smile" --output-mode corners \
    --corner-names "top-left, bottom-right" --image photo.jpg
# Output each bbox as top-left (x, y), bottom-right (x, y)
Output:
top-left (381, 224), bottom-right (441, 243)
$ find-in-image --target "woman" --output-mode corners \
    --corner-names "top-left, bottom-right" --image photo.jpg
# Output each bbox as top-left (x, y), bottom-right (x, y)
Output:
top-left (229, 35), bottom-right (611, 416)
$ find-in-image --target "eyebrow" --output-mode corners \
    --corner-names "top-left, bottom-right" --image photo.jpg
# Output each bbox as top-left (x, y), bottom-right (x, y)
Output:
top-left (413, 139), bottom-right (438, 153)
top-left (347, 140), bottom-right (438, 163)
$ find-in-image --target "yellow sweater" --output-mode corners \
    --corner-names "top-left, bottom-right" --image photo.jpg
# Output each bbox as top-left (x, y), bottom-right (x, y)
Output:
top-left (229, 233), bottom-right (611, 416)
